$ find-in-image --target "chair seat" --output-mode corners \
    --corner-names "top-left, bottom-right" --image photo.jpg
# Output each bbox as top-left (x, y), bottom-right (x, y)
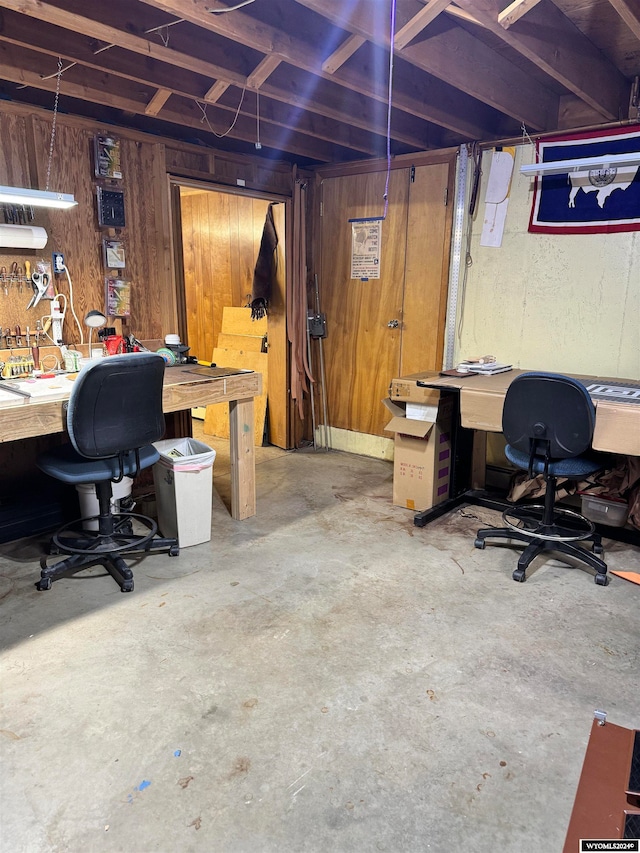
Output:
top-left (504, 445), bottom-right (602, 478)
top-left (37, 443), bottom-right (160, 485)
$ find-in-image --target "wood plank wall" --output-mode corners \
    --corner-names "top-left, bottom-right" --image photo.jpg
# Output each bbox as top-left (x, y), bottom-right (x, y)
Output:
top-left (0, 101), bottom-right (293, 483)
top-left (180, 190), bottom-right (270, 363)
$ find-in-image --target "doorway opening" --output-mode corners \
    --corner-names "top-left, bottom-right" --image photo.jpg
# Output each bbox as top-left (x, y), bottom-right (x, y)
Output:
top-left (170, 180), bottom-right (291, 504)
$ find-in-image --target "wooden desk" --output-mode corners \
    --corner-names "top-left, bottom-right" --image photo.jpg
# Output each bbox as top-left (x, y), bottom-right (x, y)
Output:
top-left (392, 369), bottom-right (640, 456)
top-left (0, 366), bottom-right (262, 521)
top-left (391, 369), bottom-right (640, 538)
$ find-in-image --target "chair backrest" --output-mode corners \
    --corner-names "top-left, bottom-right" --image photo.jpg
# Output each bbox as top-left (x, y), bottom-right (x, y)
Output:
top-left (67, 352), bottom-right (166, 458)
top-left (502, 372), bottom-right (595, 460)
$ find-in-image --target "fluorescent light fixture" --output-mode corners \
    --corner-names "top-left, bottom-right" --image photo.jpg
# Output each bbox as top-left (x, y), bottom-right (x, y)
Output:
top-left (520, 150), bottom-right (640, 177)
top-left (0, 184), bottom-right (77, 209)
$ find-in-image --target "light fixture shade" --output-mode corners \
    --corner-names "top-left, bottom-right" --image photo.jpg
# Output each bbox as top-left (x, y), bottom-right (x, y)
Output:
top-left (0, 185), bottom-right (77, 209)
top-left (520, 151), bottom-right (640, 177)
top-left (84, 310), bottom-right (107, 328)
top-left (0, 224), bottom-right (48, 249)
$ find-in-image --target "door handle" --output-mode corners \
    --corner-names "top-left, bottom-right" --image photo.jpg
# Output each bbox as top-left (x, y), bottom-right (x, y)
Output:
top-left (387, 319), bottom-right (399, 328)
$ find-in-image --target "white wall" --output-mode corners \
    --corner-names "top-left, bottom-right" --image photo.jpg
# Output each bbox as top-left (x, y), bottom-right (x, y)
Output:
top-left (456, 144), bottom-right (639, 379)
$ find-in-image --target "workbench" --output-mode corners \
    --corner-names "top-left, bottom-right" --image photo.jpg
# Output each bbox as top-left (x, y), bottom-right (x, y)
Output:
top-left (390, 369), bottom-right (640, 540)
top-left (0, 364), bottom-right (262, 521)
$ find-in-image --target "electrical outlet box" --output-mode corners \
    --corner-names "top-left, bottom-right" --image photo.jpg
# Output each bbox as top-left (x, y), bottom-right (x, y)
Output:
top-left (52, 252), bottom-right (65, 274)
top-left (308, 312), bottom-right (327, 339)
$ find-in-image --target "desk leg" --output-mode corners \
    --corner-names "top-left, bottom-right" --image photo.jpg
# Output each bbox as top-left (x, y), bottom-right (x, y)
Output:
top-left (471, 431), bottom-right (487, 490)
top-left (229, 397), bottom-right (256, 520)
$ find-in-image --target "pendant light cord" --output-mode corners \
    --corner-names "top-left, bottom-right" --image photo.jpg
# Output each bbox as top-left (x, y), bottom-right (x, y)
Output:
top-left (382, 0), bottom-right (397, 220)
top-left (45, 57), bottom-right (64, 192)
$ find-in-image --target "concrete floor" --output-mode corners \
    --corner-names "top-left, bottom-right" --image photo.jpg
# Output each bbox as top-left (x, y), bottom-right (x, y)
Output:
top-left (1, 446), bottom-right (639, 852)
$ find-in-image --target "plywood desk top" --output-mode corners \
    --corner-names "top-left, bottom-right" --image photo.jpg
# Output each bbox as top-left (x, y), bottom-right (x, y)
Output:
top-left (391, 369), bottom-right (640, 457)
top-left (0, 365), bottom-right (263, 520)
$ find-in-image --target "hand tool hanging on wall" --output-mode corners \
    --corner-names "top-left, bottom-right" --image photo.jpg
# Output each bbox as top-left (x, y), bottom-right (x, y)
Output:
top-left (27, 271), bottom-right (51, 309)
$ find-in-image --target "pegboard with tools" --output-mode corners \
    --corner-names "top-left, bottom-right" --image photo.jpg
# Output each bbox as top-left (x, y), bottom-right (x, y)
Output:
top-left (0, 253), bottom-right (55, 354)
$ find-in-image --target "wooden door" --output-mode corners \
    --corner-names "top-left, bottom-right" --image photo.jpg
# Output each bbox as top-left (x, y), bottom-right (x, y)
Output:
top-left (401, 163), bottom-right (452, 376)
top-left (319, 162), bottom-right (453, 438)
top-left (319, 170), bottom-right (410, 436)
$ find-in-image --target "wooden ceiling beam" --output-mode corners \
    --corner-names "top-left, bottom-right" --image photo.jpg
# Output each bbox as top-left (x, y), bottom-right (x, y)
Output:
top-left (0, 44), bottom-right (353, 162)
top-left (0, 40), bottom-right (382, 160)
top-left (0, 0), bottom-right (246, 87)
top-left (444, 4), bottom-right (488, 27)
top-left (322, 34), bottom-right (366, 74)
top-left (0, 8), bottom-right (387, 155)
top-left (137, 0), bottom-right (501, 137)
top-left (145, 87), bottom-right (172, 116)
top-left (1, 0), bottom-right (438, 151)
top-left (453, 0), bottom-right (630, 120)
top-left (498, 0), bottom-right (544, 29)
top-left (395, 0), bottom-right (451, 50)
top-left (606, 0), bottom-right (640, 41)
top-left (204, 81), bottom-right (230, 104)
top-left (246, 55), bottom-right (282, 90)
top-left (294, 0), bottom-right (557, 129)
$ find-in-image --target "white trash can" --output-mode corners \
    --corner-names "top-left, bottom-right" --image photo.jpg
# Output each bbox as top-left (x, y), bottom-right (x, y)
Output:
top-left (152, 438), bottom-right (216, 547)
top-left (76, 476), bottom-right (133, 531)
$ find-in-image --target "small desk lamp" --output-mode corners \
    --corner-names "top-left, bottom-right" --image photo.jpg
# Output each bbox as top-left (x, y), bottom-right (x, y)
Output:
top-left (84, 310), bottom-right (107, 359)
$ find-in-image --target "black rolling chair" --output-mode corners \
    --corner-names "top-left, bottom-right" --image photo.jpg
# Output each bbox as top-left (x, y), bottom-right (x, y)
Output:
top-left (474, 372), bottom-right (608, 585)
top-left (36, 352), bottom-right (179, 592)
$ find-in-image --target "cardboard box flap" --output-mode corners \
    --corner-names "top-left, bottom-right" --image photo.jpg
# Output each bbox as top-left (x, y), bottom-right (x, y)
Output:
top-left (382, 397), bottom-right (437, 437)
top-left (384, 415), bottom-right (435, 438)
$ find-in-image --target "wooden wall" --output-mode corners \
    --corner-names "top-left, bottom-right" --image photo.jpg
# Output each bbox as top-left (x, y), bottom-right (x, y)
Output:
top-left (180, 189), bottom-right (271, 363)
top-left (313, 150), bottom-right (456, 443)
top-left (0, 102), bottom-right (294, 354)
top-left (0, 100), bottom-right (294, 482)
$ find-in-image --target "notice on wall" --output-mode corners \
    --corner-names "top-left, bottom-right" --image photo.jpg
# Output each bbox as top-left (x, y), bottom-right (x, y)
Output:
top-left (350, 218), bottom-right (382, 279)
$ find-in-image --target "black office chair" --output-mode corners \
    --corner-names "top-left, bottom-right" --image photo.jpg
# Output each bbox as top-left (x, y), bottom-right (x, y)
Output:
top-left (36, 352), bottom-right (179, 592)
top-left (474, 372), bottom-right (608, 585)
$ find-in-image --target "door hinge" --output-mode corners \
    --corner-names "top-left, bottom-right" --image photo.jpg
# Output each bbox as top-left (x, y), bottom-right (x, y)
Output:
top-left (444, 187), bottom-right (449, 206)
top-left (410, 165), bottom-right (415, 183)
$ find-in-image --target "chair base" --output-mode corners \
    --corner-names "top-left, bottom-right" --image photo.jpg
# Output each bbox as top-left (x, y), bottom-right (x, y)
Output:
top-left (37, 512), bottom-right (179, 592)
top-left (474, 525), bottom-right (608, 585)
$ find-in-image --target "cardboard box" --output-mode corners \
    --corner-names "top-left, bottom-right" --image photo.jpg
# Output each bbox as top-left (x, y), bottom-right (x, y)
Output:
top-left (383, 392), bottom-right (453, 512)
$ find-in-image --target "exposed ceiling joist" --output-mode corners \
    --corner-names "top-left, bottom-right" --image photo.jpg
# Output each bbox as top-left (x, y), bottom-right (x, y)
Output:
top-left (498, 0), bottom-right (544, 29)
top-left (204, 81), bottom-right (231, 103)
top-left (606, 0), bottom-right (640, 40)
top-left (295, 0), bottom-right (558, 128)
top-left (246, 55), bottom-right (282, 90)
top-left (0, 0), bottom-right (636, 166)
top-left (144, 87), bottom-right (172, 116)
top-left (321, 34), bottom-right (365, 74)
top-left (394, 0), bottom-right (451, 50)
top-left (454, 0), bottom-right (630, 120)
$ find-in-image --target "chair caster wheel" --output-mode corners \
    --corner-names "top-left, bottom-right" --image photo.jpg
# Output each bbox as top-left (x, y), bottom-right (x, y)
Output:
top-left (474, 538), bottom-right (486, 550)
top-left (592, 544), bottom-right (604, 556)
top-left (594, 573), bottom-right (609, 586)
top-left (512, 569), bottom-right (527, 582)
top-left (169, 545), bottom-right (180, 557)
top-left (37, 577), bottom-right (52, 591)
top-left (121, 581), bottom-right (134, 593)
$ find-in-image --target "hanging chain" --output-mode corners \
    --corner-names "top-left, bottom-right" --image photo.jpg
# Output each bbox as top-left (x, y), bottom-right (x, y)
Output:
top-left (45, 57), bottom-right (64, 192)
